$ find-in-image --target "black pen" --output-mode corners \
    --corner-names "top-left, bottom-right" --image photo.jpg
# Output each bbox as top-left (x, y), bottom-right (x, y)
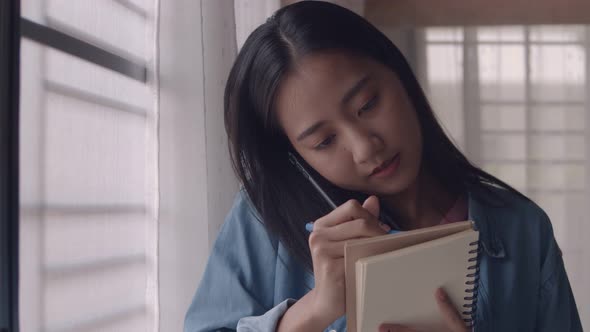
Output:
top-left (288, 152), bottom-right (338, 210)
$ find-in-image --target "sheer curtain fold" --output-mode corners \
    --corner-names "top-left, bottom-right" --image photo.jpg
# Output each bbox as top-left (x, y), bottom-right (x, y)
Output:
top-left (158, 1), bottom-right (244, 331)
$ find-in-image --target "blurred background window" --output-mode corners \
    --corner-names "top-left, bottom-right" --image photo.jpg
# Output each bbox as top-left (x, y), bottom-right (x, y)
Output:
top-left (20, 1), bottom-right (158, 331)
top-left (421, 25), bottom-right (590, 328)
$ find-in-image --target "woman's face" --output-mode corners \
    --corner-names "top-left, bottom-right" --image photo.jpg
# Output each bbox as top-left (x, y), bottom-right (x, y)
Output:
top-left (275, 51), bottom-right (423, 196)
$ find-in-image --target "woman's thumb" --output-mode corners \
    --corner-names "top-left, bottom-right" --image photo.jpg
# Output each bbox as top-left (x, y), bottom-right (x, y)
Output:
top-left (362, 195), bottom-right (380, 218)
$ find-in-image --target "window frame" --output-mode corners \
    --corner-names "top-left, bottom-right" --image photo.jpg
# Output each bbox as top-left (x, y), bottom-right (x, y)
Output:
top-left (20, 18), bottom-right (147, 82)
top-left (0, 1), bottom-right (22, 332)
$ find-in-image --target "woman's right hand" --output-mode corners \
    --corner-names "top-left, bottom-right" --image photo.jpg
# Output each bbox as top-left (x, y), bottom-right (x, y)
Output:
top-left (307, 195), bottom-right (391, 327)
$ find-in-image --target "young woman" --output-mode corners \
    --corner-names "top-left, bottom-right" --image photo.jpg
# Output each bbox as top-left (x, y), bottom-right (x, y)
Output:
top-left (184, 2), bottom-right (581, 331)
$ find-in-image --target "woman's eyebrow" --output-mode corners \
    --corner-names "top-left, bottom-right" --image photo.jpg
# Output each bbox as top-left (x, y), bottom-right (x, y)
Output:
top-left (297, 121), bottom-right (325, 142)
top-left (341, 75), bottom-right (371, 106)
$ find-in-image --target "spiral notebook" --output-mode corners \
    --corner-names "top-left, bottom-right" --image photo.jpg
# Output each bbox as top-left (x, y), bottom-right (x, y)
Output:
top-left (344, 221), bottom-right (480, 332)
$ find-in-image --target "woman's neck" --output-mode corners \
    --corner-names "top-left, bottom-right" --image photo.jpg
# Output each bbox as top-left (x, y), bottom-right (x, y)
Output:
top-left (381, 170), bottom-right (457, 230)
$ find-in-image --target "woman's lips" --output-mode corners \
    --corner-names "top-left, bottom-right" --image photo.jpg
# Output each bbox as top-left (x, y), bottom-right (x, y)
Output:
top-left (370, 154), bottom-right (400, 178)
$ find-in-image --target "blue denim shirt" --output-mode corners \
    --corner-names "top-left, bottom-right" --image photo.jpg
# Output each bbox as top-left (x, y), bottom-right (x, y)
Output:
top-left (184, 186), bottom-right (582, 332)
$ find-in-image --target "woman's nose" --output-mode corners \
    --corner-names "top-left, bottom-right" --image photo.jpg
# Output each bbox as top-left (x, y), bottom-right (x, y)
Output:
top-left (348, 127), bottom-right (384, 165)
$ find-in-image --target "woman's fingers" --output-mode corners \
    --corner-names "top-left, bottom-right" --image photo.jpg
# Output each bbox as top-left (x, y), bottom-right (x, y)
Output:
top-left (362, 195), bottom-right (380, 218)
top-left (435, 288), bottom-right (470, 332)
top-left (308, 232), bottom-right (345, 258)
top-left (322, 218), bottom-right (388, 241)
top-left (314, 199), bottom-right (378, 229)
top-left (309, 223), bottom-right (383, 258)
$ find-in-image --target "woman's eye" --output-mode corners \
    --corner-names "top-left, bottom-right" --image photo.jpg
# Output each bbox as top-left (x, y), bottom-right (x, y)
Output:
top-left (358, 96), bottom-right (378, 115)
top-left (315, 135), bottom-right (335, 150)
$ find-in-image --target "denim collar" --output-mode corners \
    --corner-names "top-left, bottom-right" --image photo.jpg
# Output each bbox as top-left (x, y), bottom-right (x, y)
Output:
top-left (468, 189), bottom-right (507, 259)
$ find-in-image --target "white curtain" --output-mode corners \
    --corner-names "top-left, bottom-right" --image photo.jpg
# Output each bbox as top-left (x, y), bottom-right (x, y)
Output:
top-left (158, 1), bottom-right (241, 331)
top-left (415, 25), bottom-right (590, 329)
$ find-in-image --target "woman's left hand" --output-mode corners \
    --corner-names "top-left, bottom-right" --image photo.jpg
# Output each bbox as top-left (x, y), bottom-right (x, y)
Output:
top-left (378, 288), bottom-right (470, 332)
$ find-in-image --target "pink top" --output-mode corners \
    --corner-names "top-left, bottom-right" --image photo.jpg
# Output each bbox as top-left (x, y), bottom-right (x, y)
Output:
top-left (439, 194), bottom-right (468, 225)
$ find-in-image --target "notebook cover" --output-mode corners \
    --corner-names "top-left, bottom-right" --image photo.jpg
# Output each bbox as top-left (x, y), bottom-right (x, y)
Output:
top-left (344, 221), bottom-right (474, 332)
top-left (356, 229), bottom-right (478, 332)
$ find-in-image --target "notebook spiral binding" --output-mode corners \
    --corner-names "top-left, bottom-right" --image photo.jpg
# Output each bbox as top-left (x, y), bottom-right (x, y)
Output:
top-left (462, 239), bottom-right (481, 327)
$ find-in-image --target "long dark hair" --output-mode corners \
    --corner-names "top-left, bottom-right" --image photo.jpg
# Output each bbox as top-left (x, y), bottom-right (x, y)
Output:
top-left (224, 1), bottom-right (527, 271)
